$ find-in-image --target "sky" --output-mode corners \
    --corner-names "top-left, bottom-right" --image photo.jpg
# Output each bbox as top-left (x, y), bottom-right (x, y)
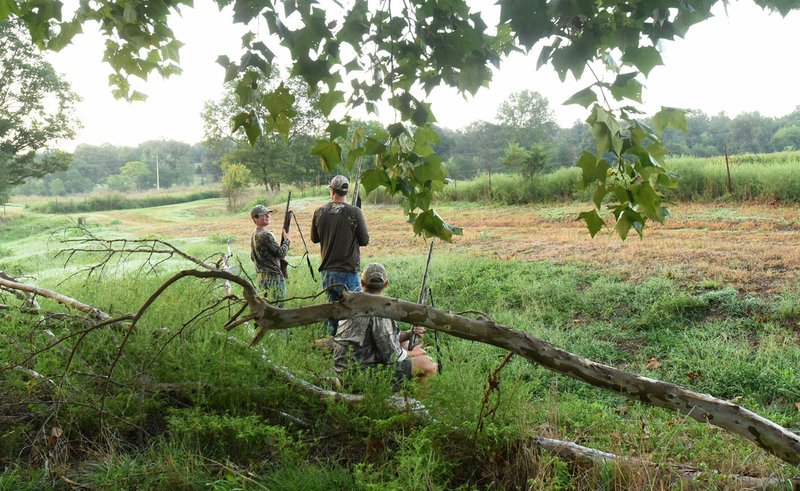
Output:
top-left (45, 0), bottom-right (800, 149)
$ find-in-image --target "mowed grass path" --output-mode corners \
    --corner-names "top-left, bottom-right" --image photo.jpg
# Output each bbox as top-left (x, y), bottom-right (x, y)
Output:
top-left (57, 197), bottom-right (800, 295)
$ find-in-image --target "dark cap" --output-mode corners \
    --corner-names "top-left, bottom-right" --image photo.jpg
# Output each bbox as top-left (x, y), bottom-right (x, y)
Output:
top-left (362, 263), bottom-right (388, 288)
top-left (250, 204), bottom-right (272, 218)
top-left (329, 175), bottom-right (349, 193)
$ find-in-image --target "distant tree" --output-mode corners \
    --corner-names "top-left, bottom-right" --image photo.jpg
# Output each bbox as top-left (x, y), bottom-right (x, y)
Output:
top-left (0, 19), bottom-right (80, 203)
top-left (501, 142), bottom-right (548, 179)
top-left (771, 125), bottom-right (800, 151)
top-left (220, 163), bottom-right (252, 210)
top-left (496, 90), bottom-right (558, 147)
top-left (119, 161), bottom-right (152, 191)
top-left (48, 177), bottom-right (66, 196)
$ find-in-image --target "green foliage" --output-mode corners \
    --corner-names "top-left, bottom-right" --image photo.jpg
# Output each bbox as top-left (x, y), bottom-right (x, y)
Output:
top-left (0, 19), bottom-right (79, 203)
top-left (220, 162), bottom-right (252, 210)
top-left (166, 408), bottom-right (302, 462)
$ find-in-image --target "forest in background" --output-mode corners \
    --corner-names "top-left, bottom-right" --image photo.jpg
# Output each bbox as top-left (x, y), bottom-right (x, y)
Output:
top-left (12, 101), bottom-right (800, 199)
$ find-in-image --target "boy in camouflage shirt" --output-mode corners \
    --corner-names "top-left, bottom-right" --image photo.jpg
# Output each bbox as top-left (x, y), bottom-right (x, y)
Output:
top-left (250, 204), bottom-right (292, 302)
top-left (333, 263), bottom-right (437, 385)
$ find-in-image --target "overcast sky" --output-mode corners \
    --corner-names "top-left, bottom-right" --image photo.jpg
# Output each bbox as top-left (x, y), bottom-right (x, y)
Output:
top-left (46, 0), bottom-right (800, 149)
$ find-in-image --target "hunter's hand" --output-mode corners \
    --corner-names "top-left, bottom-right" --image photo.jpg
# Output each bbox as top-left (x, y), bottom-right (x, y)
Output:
top-left (282, 229), bottom-right (293, 242)
top-left (410, 326), bottom-right (425, 338)
top-left (408, 345), bottom-right (427, 357)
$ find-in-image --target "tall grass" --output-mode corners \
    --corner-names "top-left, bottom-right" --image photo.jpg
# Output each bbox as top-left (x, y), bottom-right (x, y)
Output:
top-left (667, 152), bottom-right (800, 202)
top-left (28, 188), bottom-right (222, 214)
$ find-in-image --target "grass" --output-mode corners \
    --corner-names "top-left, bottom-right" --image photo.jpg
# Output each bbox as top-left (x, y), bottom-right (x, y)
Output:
top-left (2, 202), bottom-right (800, 489)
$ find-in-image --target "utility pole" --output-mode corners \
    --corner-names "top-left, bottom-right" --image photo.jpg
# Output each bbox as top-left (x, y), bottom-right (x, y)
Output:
top-left (156, 154), bottom-right (160, 190)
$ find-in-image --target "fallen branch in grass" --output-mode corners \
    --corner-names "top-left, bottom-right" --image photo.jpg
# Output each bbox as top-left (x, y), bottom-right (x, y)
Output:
top-left (0, 276), bottom-right (110, 321)
top-left (530, 436), bottom-right (798, 490)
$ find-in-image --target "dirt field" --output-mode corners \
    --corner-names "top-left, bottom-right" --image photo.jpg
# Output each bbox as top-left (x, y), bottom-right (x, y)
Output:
top-left (94, 199), bottom-right (800, 295)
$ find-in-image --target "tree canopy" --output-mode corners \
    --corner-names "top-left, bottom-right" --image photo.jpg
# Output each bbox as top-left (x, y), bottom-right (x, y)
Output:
top-left (0, 18), bottom-right (79, 203)
top-left (3, 0), bottom-right (798, 237)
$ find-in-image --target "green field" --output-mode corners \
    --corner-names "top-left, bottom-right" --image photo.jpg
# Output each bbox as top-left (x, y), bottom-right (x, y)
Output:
top-left (2, 199), bottom-right (800, 489)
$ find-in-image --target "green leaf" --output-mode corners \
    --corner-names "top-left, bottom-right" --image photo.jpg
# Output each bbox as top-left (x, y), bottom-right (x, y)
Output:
top-left (652, 107), bottom-right (687, 135)
top-left (614, 207), bottom-right (645, 240)
top-left (316, 90), bottom-right (344, 116)
top-left (325, 120), bottom-right (349, 140)
top-left (360, 168), bottom-right (391, 194)
top-left (310, 140), bottom-right (342, 171)
top-left (621, 46), bottom-right (663, 76)
top-left (412, 161), bottom-right (446, 185)
top-left (0, 0), bottom-right (19, 20)
top-left (575, 151), bottom-right (608, 186)
top-left (563, 87), bottom-right (597, 108)
top-left (262, 84), bottom-right (295, 116)
top-left (412, 209), bottom-right (462, 241)
top-left (576, 210), bottom-right (605, 238)
top-left (609, 72), bottom-right (643, 103)
top-left (412, 126), bottom-right (440, 156)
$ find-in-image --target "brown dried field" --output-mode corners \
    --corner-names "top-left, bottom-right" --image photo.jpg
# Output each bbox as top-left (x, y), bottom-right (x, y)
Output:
top-left (96, 199), bottom-right (800, 295)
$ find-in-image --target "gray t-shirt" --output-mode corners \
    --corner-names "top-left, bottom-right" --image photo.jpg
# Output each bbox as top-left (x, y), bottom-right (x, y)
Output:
top-left (310, 202), bottom-right (369, 272)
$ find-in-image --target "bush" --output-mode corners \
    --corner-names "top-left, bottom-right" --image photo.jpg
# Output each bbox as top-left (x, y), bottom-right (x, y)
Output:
top-left (29, 190), bottom-right (222, 214)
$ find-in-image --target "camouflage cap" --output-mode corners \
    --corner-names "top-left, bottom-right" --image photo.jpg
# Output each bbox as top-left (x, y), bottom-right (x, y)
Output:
top-left (329, 175), bottom-right (349, 193)
top-left (250, 204), bottom-right (272, 218)
top-left (362, 263), bottom-right (388, 287)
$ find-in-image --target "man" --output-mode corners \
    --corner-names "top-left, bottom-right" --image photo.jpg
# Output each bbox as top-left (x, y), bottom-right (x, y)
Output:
top-left (311, 175), bottom-right (369, 335)
top-left (250, 204), bottom-right (292, 303)
top-left (333, 263), bottom-right (438, 386)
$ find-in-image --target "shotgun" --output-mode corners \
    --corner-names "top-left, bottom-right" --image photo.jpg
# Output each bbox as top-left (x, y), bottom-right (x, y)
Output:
top-left (351, 159), bottom-right (362, 208)
top-left (407, 240), bottom-right (434, 350)
top-left (279, 192), bottom-right (291, 278)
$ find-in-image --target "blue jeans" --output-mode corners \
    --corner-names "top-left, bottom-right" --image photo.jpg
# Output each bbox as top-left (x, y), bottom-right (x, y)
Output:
top-left (258, 273), bottom-right (286, 303)
top-left (321, 270), bottom-right (361, 335)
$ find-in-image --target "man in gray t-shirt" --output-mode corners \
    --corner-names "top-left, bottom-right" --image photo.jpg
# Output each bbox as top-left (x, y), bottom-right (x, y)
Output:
top-left (333, 263), bottom-right (437, 385)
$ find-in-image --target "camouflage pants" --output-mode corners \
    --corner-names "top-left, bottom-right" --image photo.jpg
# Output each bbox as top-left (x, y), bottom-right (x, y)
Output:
top-left (258, 272), bottom-right (286, 303)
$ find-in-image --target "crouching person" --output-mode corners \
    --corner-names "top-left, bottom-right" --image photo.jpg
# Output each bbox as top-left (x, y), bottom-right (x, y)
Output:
top-left (333, 263), bottom-right (438, 387)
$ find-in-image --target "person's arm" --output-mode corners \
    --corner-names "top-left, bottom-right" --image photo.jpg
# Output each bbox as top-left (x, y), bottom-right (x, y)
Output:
top-left (310, 209), bottom-right (320, 244)
top-left (260, 230), bottom-right (289, 259)
top-left (355, 208), bottom-right (369, 246)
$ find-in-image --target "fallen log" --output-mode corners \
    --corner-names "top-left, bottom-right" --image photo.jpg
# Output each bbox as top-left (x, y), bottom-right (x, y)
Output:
top-left (0, 277), bottom-right (110, 321)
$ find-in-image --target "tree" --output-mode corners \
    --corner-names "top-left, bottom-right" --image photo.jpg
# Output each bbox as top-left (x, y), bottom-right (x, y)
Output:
top-left (119, 160), bottom-right (152, 191)
top-left (496, 90), bottom-right (558, 147)
top-left (0, 19), bottom-right (80, 203)
top-left (501, 142), bottom-right (548, 179)
top-left (220, 162), bottom-right (252, 210)
top-left (5, 0), bottom-right (800, 239)
top-left (202, 72), bottom-right (325, 192)
top-left (771, 125), bottom-right (800, 151)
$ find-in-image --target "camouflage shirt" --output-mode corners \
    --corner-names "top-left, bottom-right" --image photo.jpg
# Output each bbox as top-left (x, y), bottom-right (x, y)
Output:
top-left (333, 316), bottom-right (406, 375)
top-left (251, 228), bottom-right (289, 278)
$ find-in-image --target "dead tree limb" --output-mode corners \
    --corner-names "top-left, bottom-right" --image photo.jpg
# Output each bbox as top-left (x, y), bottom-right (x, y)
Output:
top-left (136, 268), bottom-right (791, 465)
top-left (0, 277), bottom-right (110, 321)
top-left (530, 437), bottom-right (797, 489)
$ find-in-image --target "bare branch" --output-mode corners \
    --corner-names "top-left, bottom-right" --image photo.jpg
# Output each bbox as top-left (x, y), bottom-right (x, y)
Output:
top-left (0, 276), bottom-right (110, 320)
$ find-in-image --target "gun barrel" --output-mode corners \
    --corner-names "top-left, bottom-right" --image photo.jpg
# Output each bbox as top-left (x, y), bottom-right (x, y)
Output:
top-left (283, 191), bottom-right (292, 232)
top-left (408, 241), bottom-right (434, 349)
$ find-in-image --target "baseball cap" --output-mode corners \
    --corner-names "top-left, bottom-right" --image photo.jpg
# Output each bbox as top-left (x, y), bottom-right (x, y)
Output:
top-left (362, 263), bottom-right (388, 287)
top-left (250, 204), bottom-right (272, 218)
top-left (329, 175), bottom-right (349, 193)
